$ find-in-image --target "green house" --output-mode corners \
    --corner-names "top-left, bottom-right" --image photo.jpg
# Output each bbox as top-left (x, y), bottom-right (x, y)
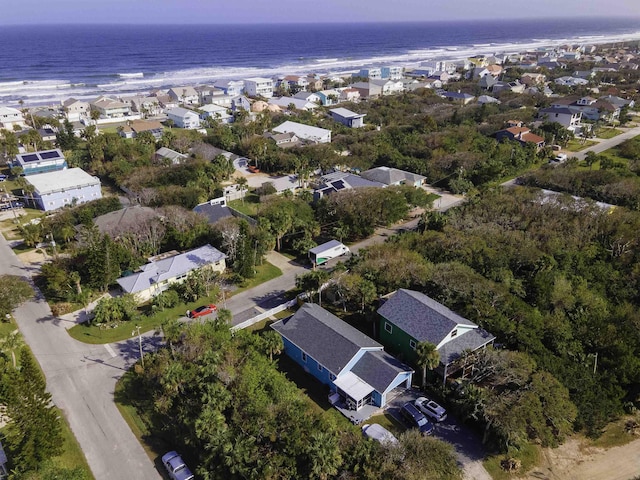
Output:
top-left (378, 289), bottom-right (495, 382)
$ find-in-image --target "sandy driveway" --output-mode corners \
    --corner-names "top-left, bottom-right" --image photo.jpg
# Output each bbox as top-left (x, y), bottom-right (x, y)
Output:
top-left (527, 436), bottom-right (640, 480)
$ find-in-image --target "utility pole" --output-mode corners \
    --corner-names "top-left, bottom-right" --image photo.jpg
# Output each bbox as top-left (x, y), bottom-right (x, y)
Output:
top-left (132, 325), bottom-right (144, 368)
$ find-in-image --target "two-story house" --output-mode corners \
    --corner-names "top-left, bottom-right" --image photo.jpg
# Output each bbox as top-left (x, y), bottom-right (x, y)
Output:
top-left (378, 289), bottom-right (495, 384)
top-left (166, 107), bottom-right (201, 129)
top-left (244, 77), bottom-right (274, 99)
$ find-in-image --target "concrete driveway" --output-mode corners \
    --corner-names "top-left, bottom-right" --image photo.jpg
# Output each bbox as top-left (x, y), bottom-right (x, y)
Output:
top-left (0, 235), bottom-right (163, 480)
top-left (573, 124), bottom-right (640, 160)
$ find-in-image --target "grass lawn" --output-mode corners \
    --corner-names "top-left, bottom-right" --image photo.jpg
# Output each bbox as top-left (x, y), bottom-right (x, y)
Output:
top-left (566, 139), bottom-right (597, 152)
top-left (244, 307), bottom-right (296, 333)
top-left (590, 414), bottom-right (640, 449)
top-left (367, 411), bottom-right (406, 436)
top-left (228, 192), bottom-right (260, 217)
top-left (596, 128), bottom-right (623, 139)
top-left (51, 411), bottom-right (95, 477)
top-left (483, 443), bottom-right (541, 480)
top-left (68, 261), bottom-right (283, 344)
top-left (229, 261), bottom-right (283, 295)
top-left (0, 209), bottom-right (45, 241)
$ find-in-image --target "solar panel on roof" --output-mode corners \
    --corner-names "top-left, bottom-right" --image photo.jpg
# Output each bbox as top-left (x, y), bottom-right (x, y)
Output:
top-left (21, 154), bottom-right (39, 163)
top-left (333, 180), bottom-right (345, 190)
top-left (39, 151), bottom-right (60, 160)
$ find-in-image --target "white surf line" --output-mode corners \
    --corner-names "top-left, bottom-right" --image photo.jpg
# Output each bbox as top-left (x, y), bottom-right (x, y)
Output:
top-left (104, 343), bottom-right (118, 358)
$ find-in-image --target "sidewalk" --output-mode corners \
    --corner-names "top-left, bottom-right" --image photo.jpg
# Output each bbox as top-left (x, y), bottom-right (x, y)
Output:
top-left (58, 292), bottom-right (114, 329)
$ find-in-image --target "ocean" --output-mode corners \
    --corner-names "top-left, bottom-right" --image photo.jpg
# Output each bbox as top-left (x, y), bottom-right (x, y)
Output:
top-left (1, 18), bottom-right (639, 107)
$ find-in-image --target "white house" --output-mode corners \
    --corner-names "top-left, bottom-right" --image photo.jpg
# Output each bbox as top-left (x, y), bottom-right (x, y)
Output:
top-left (166, 107), bottom-right (201, 129)
top-left (360, 166), bottom-right (425, 187)
top-left (213, 79), bottom-right (245, 97)
top-left (273, 121), bottom-right (331, 144)
top-left (293, 91), bottom-right (322, 104)
top-left (62, 98), bottom-right (89, 122)
top-left (199, 104), bottom-right (233, 124)
top-left (538, 106), bottom-right (582, 132)
top-left (0, 107), bottom-right (26, 130)
top-left (27, 168), bottom-right (102, 211)
top-left (116, 244), bottom-right (226, 302)
top-left (370, 79), bottom-right (404, 95)
top-left (244, 77), bottom-right (274, 99)
top-left (269, 97), bottom-right (318, 112)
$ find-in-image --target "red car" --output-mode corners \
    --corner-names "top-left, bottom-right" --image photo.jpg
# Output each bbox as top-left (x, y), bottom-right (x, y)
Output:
top-left (248, 165), bottom-right (260, 173)
top-left (187, 304), bottom-right (217, 318)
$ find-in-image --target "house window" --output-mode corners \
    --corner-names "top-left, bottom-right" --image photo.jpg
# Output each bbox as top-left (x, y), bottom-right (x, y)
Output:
top-left (301, 352), bottom-right (307, 363)
top-left (384, 322), bottom-right (393, 334)
top-left (409, 339), bottom-right (417, 350)
top-left (451, 329), bottom-right (458, 338)
top-left (317, 364), bottom-right (323, 372)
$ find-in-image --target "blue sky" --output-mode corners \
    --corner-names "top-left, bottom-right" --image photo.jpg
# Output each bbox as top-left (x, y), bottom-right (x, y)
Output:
top-left (2, 0), bottom-right (639, 25)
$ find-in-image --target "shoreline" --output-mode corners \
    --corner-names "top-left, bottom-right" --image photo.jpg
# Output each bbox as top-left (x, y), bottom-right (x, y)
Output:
top-left (2, 28), bottom-right (640, 109)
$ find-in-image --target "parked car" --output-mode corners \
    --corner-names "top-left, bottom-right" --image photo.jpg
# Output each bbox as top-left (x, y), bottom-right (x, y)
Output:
top-left (414, 396), bottom-right (447, 422)
top-left (187, 304), bottom-right (217, 318)
top-left (161, 451), bottom-right (194, 480)
top-left (362, 423), bottom-right (399, 446)
top-left (400, 402), bottom-right (434, 435)
top-left (248, 164), bottom-right (260, 173)
top-left (0, 174), bottom-right (7, 181)
top-left (551, 153), bottom-right (568, 163)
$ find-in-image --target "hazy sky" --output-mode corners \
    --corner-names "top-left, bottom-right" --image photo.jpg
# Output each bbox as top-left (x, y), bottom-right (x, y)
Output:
top-left (1, 0), bottom-right (639, 25)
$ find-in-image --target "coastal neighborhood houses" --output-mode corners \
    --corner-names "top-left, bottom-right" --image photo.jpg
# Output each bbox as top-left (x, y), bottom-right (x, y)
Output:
top-left (1, 30), bottom-right (640, 480)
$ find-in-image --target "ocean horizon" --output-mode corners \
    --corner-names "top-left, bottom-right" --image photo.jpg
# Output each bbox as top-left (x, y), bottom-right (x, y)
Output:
top-left (1, 17), bottom-right (639, 107)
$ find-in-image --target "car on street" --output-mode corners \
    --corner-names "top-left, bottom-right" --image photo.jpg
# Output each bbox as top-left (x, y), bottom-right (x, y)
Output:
top-left (400, 402), bottom-right (434, 435)
top-left (0, 174), bottom-right (7, 181)
top-left (187, 303), bottom-right (217, 318)
top-left (414, 396), bottom-right (447, 422)
top-left (161, 451), bottom-right (194, 480)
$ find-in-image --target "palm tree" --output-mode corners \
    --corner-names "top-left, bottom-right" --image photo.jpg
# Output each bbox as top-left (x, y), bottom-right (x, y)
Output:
top-left (235, 176), bottom-right (248, 205)
top-left (1, 331), bottom-right (23, 368)
top-left (261, 330), bottom-right (283, 361)
top-left (415, 341), bottom-right (440, 390)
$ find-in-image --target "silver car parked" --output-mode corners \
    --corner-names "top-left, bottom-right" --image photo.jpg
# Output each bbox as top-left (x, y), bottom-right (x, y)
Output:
top-left (414, 396), bottom-right (447, 422)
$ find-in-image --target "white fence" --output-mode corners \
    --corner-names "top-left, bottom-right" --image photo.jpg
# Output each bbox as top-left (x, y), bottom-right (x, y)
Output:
top-left (232, 298), bottom-right (297, 331)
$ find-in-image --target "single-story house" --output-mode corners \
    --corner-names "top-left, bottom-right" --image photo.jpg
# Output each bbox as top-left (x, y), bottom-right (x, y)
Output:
top-left (264, 131), bottom-right (300, 149)
top-left (495, 126), bottom-right (545, 149)
top-left (360, 166), bottom-right (425, 187)
top-left (14, 149), bottom-right (67, 175)
top-left (441, 91), bottom-right (475, 104)
top-left (271, 303), bottom-right (413, 412)
top-left (193, 197), bottom-right (235, 225)
top-left (378, 289), bottom-right (495, 383)
top-left (155, 147), bottom-right (188, 165)
top-left (94, 205), bottom-right (160, 238)
top-left (116, 244), bottom-right (226, 302)
top-left (273, 121), bottom-right (331, 144)
top-left (26, 168), bottom-right (102, 211)
top-left (166, 107), bottom-right (201, 129)
top-left (313, 171), bottom-right (385, 201)
top-left (119, 120), bottom-right (165, 140)
top-left (329, 108), bottom-right (366, 128)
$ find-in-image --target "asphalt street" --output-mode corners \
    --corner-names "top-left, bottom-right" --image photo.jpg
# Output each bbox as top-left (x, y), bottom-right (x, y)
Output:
top-left (0, 235), bottom-right (163, 480)
top-left (573, 124), bottom-right (640, 160)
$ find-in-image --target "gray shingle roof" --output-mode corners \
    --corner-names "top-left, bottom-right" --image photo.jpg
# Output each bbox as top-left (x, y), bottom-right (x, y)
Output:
top-left (271, 303), bottom-right (381, 375)
top-left (378, 289), bottom-right (476, 345)
top-left (437, 328), bottom-right (495, 365)
top-left (193, 202), bottom-right (234, 225)
top-left (351, 350), bottom-right (413, 394)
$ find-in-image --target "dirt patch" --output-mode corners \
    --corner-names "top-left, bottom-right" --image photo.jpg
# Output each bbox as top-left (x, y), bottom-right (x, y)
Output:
top-left (526, 436), bottom-right (640, 480)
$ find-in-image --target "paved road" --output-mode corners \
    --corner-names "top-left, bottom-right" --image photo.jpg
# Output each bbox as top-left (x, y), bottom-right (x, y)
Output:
top-left (573, 124), bottom-right (640, 160)
top-left (0, 236), bottom-right (163, 480)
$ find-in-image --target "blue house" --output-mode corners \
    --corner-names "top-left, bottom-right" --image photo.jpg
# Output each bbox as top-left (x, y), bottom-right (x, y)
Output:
top-left (14, 149), bottom-right (67, 176)
top-left (271, 303), bottom-right (413, 411)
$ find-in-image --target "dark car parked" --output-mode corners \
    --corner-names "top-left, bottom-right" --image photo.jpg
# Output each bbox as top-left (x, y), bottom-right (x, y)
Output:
top-left (400, 402), bottom-right (434, 436)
